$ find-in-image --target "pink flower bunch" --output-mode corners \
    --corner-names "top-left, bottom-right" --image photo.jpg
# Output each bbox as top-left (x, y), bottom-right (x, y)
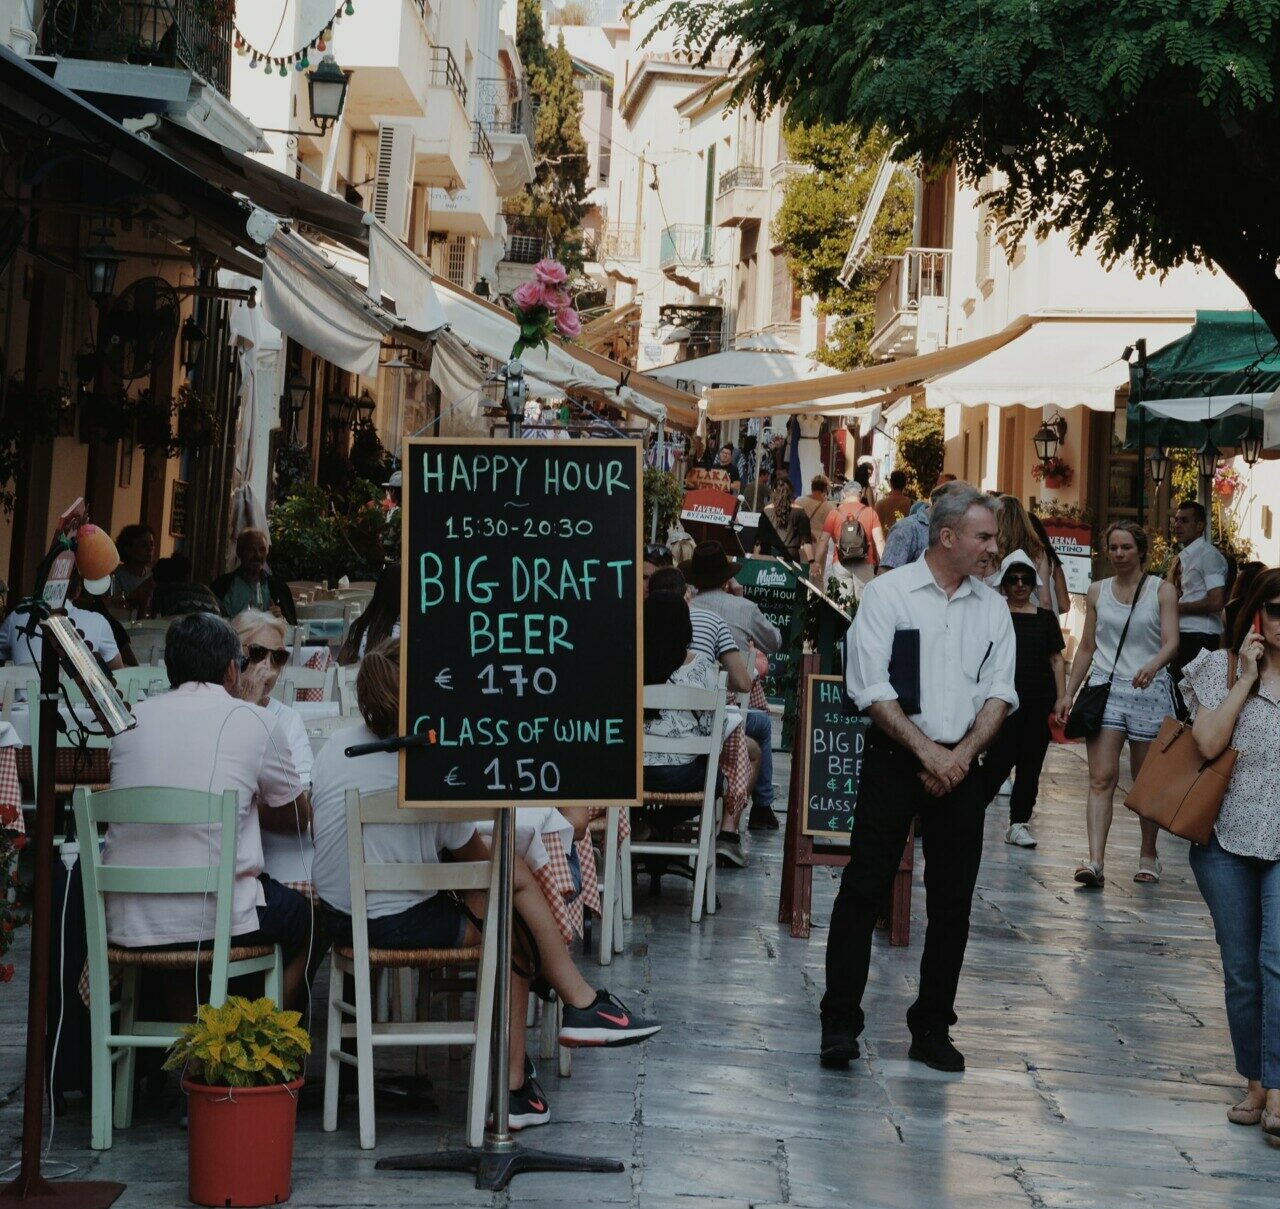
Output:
top-left (509, 259), bottom-right (582, 360)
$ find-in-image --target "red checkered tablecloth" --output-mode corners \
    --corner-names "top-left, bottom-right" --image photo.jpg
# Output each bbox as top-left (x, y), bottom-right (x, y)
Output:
top-left (295, 648), bottom-right (332, 703)
top-left (534, 832), bottom-right (602, 943)
top-left (719, 724), bottom-right (750, 823)
top-left (748, 680), bottom-right (769, 711)
top-left (0, 749), bottom-right (20, 835)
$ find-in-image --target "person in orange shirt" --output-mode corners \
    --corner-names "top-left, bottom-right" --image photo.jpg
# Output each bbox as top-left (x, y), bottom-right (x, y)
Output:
top-left (822, 487), bottom-right (885, 592)
top-left (875, 470), bottom-right (915, 534)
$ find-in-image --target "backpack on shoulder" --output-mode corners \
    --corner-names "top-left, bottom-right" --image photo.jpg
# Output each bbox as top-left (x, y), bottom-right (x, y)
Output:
top-left (837, 505), bottom-right (870, 565)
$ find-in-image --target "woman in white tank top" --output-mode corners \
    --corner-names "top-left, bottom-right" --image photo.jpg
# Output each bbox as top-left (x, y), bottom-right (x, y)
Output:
top-left (1060, 522), bottom-right (1180, 888)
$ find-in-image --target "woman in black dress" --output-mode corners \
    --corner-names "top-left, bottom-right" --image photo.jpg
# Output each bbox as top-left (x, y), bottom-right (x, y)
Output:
top-left (984, 551), bottom-right (1070, 849)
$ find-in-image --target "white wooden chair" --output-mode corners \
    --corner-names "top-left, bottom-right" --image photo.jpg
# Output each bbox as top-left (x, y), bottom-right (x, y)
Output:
top-left (621, 670), bottom-right (728, 927)
top-left (335, 663), bottom-right (360, 716)
top-left (322, 790), bottom-right (502, 1149)
top-left (304, 713), bottom-right (356, 758)
top-left (0, 666), bottom-right (34, 722)
top-left (110, 665), bottom-right (168, 703)
top-left (295, 601), bottom-right (361, 648)
top-left (271, 664), bottom-right (337, 704)
top-left (74, 786), bottom-right (283, 1150)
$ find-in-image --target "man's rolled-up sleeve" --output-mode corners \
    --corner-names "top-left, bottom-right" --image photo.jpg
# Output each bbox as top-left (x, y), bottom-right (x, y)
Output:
top-left (845, 582), bottom-right (897, 710)
top-left (981, 603), bottom-right (1020, 714)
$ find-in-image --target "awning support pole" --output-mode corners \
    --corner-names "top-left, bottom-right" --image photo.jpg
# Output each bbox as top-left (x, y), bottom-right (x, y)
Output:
top-left (651, 416), bottom-right (664, 541)
top-left (1137, 406), bottom-right (1146, 528)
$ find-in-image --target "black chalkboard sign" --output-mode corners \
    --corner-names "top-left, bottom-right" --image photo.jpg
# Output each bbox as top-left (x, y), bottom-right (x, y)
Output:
top-left (801, 674), bottom-right (870, 840)
top-left (398, 438), bottom-right (642, 809)
top-left (734, 556), bottom-right (803, 701)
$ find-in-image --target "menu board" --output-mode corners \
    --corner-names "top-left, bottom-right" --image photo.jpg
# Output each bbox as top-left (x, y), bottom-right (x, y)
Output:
top-left (1041, 517), bottom-right (1093, 595)
top-left (399, 438), bottom-right (642, 809)
top-left (735, 555), bottom-right (803, 700)
top-left (801, 674), bottom-right (870, 840)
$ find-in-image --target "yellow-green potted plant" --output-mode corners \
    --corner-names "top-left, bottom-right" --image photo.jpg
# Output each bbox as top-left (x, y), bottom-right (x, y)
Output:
top-left (164, 997), bottom-right (310, 1207)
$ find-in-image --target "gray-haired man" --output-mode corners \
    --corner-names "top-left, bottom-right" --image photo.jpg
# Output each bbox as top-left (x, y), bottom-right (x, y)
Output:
top-left (821, 485), bottom-right (1018, 1073)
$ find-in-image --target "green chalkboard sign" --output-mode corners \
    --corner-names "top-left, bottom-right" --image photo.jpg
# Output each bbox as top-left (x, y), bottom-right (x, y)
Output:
top-left (735, 555), bottom-right (803, 702)
top-left (801, 674), bottom-right (870, 841)
top-left (399, 437), bottom-right (643, 810)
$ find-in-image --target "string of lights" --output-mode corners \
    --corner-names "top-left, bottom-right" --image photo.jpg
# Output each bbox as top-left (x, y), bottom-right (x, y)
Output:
top-left (233, 2), bottom-right (355, 76)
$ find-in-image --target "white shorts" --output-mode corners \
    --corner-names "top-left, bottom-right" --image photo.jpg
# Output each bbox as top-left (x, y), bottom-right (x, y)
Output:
top-left (1092, 673), bottom-right (1174, 743)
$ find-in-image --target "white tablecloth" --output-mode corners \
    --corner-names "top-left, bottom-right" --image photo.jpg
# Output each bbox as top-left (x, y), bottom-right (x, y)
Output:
top-left (293, 701), bottom-right (342, 723)
top-left (0, 721), bottom-right (21, 749)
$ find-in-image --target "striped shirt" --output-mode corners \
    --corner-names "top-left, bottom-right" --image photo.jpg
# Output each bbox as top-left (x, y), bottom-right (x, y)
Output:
top-left (690, 607), bottom-right (738, 663)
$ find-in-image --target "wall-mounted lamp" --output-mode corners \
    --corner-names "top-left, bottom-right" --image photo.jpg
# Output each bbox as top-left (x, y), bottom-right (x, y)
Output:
top-left (1032, 413), bottom-right (1068, 463)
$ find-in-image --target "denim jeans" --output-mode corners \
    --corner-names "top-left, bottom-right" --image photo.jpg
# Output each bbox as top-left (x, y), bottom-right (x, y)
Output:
top-left (1189, 834), bottom-right (1280, 1087)
top-left (744, 708), bottom-right (774, 808)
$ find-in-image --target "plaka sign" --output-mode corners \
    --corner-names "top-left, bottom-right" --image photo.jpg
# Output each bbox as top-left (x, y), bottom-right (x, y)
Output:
top-left (399, 438), bottom-right (643, 809)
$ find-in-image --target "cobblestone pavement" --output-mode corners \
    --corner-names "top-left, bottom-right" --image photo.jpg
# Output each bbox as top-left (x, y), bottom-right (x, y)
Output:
top-left (3, 743), bottom-right (1279, 1206)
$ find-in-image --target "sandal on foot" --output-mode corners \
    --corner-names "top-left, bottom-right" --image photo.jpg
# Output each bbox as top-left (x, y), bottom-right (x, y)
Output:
top-left (1262, 1109), bottom-right (1280, 1141)
top-left (1074, 861), bottom-right (1104, 888)
top-left (1134, 857), bottom-right (1162, 884)
top-left (1228, 1098), bottom-right (1264, 1126)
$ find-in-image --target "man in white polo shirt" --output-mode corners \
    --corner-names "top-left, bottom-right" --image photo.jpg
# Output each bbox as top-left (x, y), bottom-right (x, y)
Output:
top-left (1172, 499), bottom-right (1229, 675)
top-left (822, 484), bottom-right (1017, 1075)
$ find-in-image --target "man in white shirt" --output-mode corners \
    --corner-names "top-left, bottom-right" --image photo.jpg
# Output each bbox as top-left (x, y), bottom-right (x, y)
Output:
top-left (0, 575), bottom-right (124, 670)
top-left (104, 612), bottom-right (312, 1006)
top-left (1171, 500), bottom-right (1229, 675)
top-left (822, 484), bottom-right (1017, 1075)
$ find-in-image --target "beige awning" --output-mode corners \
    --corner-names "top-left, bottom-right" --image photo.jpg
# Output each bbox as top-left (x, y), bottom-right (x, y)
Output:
top-left (580, 301), bottom-right (641, 351)
top-left (705, 315), bottom-right (1035, 418)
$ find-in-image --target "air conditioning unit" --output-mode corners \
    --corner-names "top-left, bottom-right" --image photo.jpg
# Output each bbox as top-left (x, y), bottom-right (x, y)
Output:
top-left (371, 121), bottom-right (416, 241)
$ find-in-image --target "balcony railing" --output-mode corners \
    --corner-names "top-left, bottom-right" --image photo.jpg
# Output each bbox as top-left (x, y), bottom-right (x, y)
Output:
top-left (717, 165), bottom-right (764, 194)
top-left (428, 45), bottom-right (467, 108)
top-left (599, 223), bottom-right (639, 261)
top-left (659, 224), bottom-right (713, 271)
top-left (505, 233), bottom-right (552, 265)
top-left (40, 0), bottom-right (233, 97)
top-left (471, 123), bottom-right (495, 166)
top-left (872, 247), bottom-right (952, 354)
top-left (476, 77), bottom-right (537, 142)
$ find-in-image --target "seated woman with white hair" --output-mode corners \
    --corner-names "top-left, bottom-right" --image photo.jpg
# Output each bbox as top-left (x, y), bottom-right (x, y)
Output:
top-left (229, 608), bottom-right (315, 893)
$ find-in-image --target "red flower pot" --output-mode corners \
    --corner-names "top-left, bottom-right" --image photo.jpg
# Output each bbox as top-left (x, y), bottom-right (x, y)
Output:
top-left (184, 1077), bottom-right (303, 1207)
top-left (1043, 473), bottom-right (1067, 489)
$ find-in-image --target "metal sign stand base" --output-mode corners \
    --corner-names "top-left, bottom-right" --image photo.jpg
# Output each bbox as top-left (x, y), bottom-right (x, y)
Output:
top-left (375, 812), bottom-right (625, 1192)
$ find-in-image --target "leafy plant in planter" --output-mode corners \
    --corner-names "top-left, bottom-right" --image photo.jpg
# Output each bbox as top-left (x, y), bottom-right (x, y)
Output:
top-left (349, 417), bottom-right (393, 486)
top-left (78, 388), bottom-right (135, 445)
top-left (174, 385), bottom-right (218, 455)
top-left (643, 467), bottom-right (683, 541)
top-left (269, 479), bottom-right (386, 584)
top-left (894, 407), bottom-right (944, 497)
top-left (1031, 456), bottom-right (1074, 488)
top-left (0, 807), bottom-right (29, 984)
top-left (165, 996), bottom-right (309, 1207)
top-left (274, 442), bottom-right (312, 500)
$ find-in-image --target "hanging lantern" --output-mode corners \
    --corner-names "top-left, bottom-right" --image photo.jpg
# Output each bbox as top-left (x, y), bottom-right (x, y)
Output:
top-left (83, 227), bottom-right (124, 303)
top-left (179, 315), bottom-right (206, 371)
top-left (1196, 432), bottom-right (1220, 480)
top-left (1241, 423), bottom-right (1264, 467)
top-left (1032, 419), bottom-right (1059, 463)
top-left (1147, 445), bottom-right (1168, 486)
top-left (308, 54), bottom-right (351, 131)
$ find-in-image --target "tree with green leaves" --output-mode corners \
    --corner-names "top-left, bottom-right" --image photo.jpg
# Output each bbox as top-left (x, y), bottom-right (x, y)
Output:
top-left (772, 123), bottom-right (913, 370)
top-left (511, 0), bottom-right (589, 261)
top-left (645, 0), bottom-right (1280, 337)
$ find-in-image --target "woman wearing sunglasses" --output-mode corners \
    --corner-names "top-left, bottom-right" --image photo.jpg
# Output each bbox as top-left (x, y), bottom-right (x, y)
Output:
top-left (1180, 567), bottom-right (1280, 1138)
top-left (982, 551), bottom-right (1069, 849)
top-left (230, 609), bottom-right (315, 894)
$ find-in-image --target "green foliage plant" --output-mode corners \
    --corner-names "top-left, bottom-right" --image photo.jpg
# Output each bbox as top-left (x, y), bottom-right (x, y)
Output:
top-left (268, 479), bottom-right (387, 584)
top-left (893, 407), bottom-right (945, 497)
top-left (164, 996), bottom-right (310, 1088)
top-left (644, 0), bottom-right (1280, 337)
top-left (643, 467), bottom-right (684, 540)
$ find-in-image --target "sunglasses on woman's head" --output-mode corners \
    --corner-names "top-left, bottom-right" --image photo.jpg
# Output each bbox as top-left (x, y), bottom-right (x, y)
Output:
top-left (245, 644), bottom-right (290, 669)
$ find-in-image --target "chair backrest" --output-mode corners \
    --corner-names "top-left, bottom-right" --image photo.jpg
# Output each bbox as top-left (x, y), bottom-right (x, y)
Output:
top-left (111, 665), bottom-right (169, 704)
top-left (335, 663), bottom-right (360, 716)
top-left (641, 668), bottom-right (729, 761)
top-left (0, 666), bottom-right (33, 721)
top-left (73, 785), bottom-right (242, 999)
top-left (305, 713), bottom-right (354, 756)
top-left (344, 789), bottom-right (498, 954)
top-left (272, 663), bottom-right (338, 703)
top-left (295, 602), bottom-right (348, 621)
top-left (28, 678), bottom-right (113, 800)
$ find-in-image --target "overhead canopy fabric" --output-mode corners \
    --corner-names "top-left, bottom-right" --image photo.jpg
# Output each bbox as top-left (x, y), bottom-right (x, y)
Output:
top-left (927, 316), bottom-right (1195, 412)
top-left (431, 277), bottom-right (699, 429)
top-left (1128, 310), bottom-right (1278, 450)
top-left (705, 316), bottom-right (1034, 418)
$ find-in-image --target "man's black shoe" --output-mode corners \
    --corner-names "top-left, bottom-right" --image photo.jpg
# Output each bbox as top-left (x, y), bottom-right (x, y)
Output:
top-left (819, 1024), bottom-right (860, 1069)
top-left (908, 1031), bottom-right (965, 1072)
top-left (747, 803), bottom-right (779, 831)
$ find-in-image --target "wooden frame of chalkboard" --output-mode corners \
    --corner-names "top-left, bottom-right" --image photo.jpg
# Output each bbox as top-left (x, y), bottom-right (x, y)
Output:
top-left (397, 437), bottom-right (643, 811)
top-left (799, 674), bottom-right (870, 841)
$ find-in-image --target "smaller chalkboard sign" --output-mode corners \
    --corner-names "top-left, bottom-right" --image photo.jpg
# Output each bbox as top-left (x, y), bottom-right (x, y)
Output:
top-left (801, 674), bottom-right (871, 840)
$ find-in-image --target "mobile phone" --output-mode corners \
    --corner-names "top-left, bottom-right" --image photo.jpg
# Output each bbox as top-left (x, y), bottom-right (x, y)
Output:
top-left (1253, 611), bottom-right (1264, 636)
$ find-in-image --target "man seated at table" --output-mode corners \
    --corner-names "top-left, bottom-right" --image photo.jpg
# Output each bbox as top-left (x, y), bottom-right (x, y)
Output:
top-left (210, 529), bottom-right (297, 625)
top-left (0, 572), bottom-right (125, 672)
top-left (310, 640), bottom-right (661, 1131)
top-left (150, 554), bottom-right (224, 618)
top-left (104, 612), bottom-right (312, 1008)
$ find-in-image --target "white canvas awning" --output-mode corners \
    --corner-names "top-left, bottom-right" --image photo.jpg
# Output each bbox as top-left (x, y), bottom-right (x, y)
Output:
top-left (925, 315), bottom-right (1196, 412)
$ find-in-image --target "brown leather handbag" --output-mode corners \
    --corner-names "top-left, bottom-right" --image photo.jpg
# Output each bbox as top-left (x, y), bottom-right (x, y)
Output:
top-left (1124, 659), bottom-right (1238, 846)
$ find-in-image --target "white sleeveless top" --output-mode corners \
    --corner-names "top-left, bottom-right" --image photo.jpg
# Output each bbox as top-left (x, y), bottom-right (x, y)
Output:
top-left (1092, 576), bottom-right (1163, 684)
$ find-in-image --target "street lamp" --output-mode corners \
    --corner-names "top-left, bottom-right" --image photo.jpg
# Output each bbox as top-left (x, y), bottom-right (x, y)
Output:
top-left (83, 227), bottom-right (124, 303)
top-left (1032, 414), bottom-right (1067, 463)
top-left (1148, 444), bottom-right (1168, 486)
top-left (354, 389), bottom-right (376, 416)
top-left (307, 55), bottom-right (350, 132)
top-left (179, 315), bottom-right (206, 371)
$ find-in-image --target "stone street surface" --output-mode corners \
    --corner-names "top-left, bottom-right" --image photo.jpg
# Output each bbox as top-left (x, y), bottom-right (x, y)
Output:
top-left (4, 742), bottom-right (1280, 1207)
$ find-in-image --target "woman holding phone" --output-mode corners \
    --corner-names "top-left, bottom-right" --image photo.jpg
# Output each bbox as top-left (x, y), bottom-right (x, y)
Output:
top-left (1180, 567), bottom-right (1280, 1137)
top-left (1060, 523), bottom-right (1179, 887)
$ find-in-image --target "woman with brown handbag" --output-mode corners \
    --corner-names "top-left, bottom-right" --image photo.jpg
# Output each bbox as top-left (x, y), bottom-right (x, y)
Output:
top-left (1181, 566), bottom-right (1280, 1139)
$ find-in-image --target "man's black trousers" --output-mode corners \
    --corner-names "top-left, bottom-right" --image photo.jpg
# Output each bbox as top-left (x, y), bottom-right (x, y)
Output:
top-left (821, 729), bottom-right (988, 1039)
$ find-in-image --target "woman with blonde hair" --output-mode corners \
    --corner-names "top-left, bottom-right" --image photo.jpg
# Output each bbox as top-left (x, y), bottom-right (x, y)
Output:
top-left (995, 495), bottom-right (1052, 610)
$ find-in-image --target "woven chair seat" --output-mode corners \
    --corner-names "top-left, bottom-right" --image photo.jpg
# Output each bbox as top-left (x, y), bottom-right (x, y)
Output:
top-left (642, 791), bottom-right (702, 805)
top-left (106, 944), bottom-right (275, 968)
top-left (333, 945), bottom-right (481, 968)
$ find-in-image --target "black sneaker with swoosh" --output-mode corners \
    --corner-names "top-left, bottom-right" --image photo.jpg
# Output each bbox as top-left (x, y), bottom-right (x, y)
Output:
top-left (507, 1076), bottom-right (550, 1131)
top-left (558, 990), bottom-right (661, 1047)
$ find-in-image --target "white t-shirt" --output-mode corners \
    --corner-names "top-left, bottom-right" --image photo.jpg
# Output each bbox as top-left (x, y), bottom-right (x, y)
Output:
top-left (0, 604), bottom-right (120, 667)
top-left (104, 684), bottom-right (304, 946)
top-left (310, 721), bottom-right (476, 918)
top-left (259, 697), bottom-right (315, 885)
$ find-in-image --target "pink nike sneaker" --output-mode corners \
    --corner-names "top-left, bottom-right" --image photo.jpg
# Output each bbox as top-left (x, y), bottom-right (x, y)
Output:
top-left (558, 990), bottom-right (661, 1047)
